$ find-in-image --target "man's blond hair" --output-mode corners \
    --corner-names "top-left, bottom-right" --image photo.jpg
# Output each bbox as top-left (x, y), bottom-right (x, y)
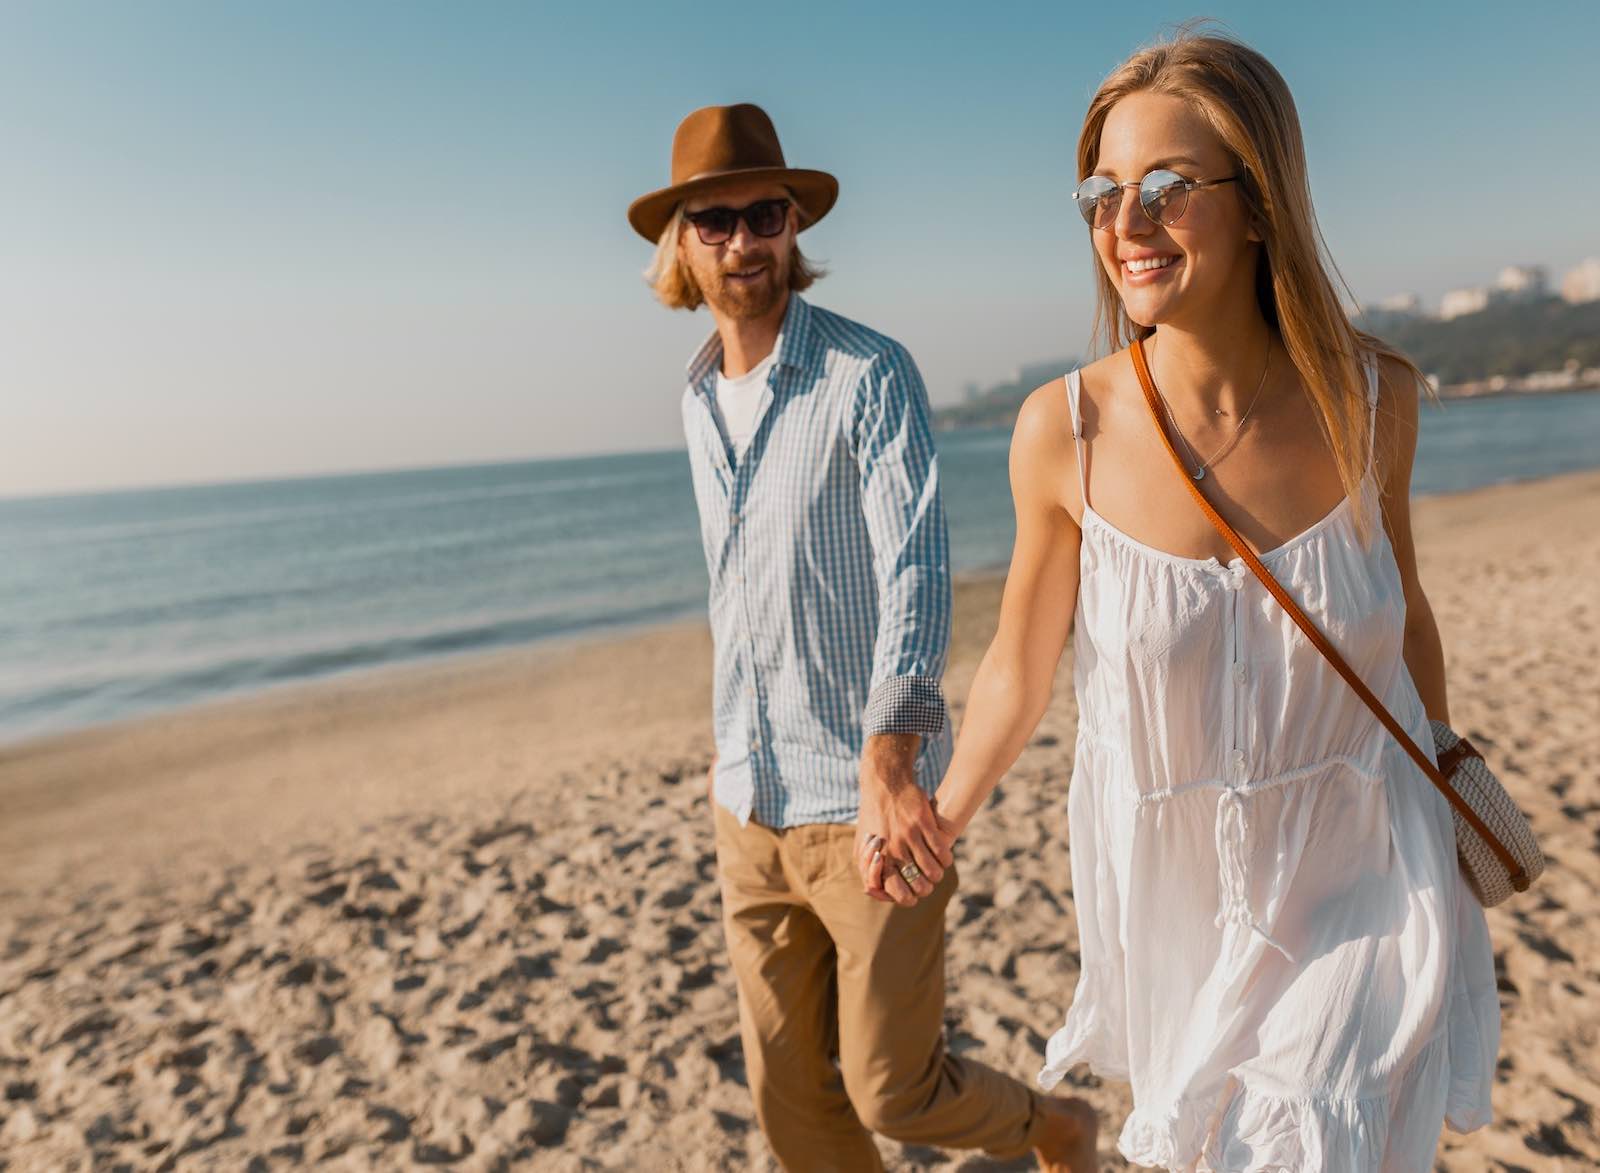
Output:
top-left (644, 198), bottom-right (825, 310)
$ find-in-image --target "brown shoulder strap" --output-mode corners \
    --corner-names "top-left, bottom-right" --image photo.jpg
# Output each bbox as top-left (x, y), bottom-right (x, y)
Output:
top-left (1128, 337), bottom-right (1525, 886)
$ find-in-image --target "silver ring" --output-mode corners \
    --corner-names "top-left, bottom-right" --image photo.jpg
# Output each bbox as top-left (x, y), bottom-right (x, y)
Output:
top-left (899, 862), bottom-right (923, 884)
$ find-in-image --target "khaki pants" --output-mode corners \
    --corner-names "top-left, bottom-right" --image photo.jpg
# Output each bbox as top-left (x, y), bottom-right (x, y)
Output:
top-left (713, 803), bottom-right (1043, 1171)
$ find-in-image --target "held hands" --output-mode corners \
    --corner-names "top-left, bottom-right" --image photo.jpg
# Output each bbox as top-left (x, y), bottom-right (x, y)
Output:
top-left (855, 798), bottom-right (958, 907)
top-left (854, 734), bottom-right (957, 907)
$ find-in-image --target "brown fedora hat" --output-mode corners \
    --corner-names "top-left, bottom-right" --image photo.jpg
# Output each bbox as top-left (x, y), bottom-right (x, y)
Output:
top-left (627, 103), bottom-right (838, 243)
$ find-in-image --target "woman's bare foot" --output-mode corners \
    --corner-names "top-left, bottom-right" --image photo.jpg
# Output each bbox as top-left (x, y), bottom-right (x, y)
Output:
top-left (1033, 1094), bottom-right (1098, 1172)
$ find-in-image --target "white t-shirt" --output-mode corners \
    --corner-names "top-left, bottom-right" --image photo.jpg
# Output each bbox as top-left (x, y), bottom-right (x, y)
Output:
top-left (712, 350), bottom-right (777, 456)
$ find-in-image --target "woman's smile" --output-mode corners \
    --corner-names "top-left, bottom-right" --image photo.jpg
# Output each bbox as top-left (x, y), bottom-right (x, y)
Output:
top-left (1120, 251), bottom-right (1183, 285)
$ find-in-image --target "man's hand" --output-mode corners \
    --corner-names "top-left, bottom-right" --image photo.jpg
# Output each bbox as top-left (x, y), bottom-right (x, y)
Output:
top-left (855, 734), bottom-right (956, 907)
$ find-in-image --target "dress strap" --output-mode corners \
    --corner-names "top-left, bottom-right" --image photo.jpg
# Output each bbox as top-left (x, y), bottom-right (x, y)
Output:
top-left (1363, 351), bottom-right (1381, 482)
top-left (1065, 368), bottom-right (1090, 509)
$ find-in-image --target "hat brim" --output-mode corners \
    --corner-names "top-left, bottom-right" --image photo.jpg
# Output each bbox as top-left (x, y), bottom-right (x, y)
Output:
top-left (627, 167), bottom-right (838, 243)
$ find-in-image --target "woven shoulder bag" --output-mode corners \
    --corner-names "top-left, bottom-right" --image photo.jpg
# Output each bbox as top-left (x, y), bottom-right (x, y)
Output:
top-left (1130, 337), bottom-right (1544, 906)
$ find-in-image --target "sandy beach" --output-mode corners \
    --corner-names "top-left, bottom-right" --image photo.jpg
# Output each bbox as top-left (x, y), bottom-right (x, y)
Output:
top-left (2, 469), bottom-right (1597, 1171)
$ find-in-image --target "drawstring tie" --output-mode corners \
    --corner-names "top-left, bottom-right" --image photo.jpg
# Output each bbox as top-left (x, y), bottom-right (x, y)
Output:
top-left (1214, 787), bottom-right (1296, 962)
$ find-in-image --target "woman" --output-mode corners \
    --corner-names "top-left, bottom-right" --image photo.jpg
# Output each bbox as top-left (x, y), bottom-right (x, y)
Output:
top-left (861, 30), bottom-right (1499, 1171)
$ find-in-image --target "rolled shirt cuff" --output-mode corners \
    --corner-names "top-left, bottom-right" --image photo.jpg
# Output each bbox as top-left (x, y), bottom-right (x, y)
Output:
top-left (863, 675), bottom-right (948, 737)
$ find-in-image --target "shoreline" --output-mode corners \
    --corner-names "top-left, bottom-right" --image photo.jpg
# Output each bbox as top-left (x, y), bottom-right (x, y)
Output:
top-left (0, 608), bottom-right (715, 759)
top-left (5, 463), bottom-right (1597, 760)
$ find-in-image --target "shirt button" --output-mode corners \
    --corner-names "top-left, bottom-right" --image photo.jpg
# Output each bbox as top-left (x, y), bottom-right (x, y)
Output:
top-left (1233, 663), bottom-right (1247, 683)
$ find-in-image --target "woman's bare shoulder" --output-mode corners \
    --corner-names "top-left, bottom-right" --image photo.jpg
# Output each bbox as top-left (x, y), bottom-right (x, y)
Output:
top-left (1012, 373), bottom-right (1074, 456)
top-left (1368, 351), bottom-right (1424, 488)
top-left (1010, 370), bottom-right (1092, 517)
top-left (1372, 352), bottom-right (1423, 414)
top-left (1365, 352), bottom-right (1423, 441)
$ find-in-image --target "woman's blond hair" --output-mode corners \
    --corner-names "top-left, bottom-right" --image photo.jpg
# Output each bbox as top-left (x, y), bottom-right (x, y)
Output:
top-left (1079, 26), bottom-right (1427, 532)
top-left (644, 196), bottom-right (825, 310)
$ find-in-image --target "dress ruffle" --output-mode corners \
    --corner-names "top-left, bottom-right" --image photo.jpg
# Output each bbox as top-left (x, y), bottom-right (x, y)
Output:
top-left (1042, 1005), bottom-right (1495, 1173)
top-left (1118, 1080), bottom-right (1387, 1173)
top-left (1037, 961), bottom-right (1127, 1089)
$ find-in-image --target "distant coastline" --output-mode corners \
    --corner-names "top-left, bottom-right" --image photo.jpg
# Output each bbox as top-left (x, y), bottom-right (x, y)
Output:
top-left (1428, 373), bottom-right (1600, 401)
top-left (934, 377), bottom-right (1600, 433)
top-left (934, 294), bottom-right (1600, 431)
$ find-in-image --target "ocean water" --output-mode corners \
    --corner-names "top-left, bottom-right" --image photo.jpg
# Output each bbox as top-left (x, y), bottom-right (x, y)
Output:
top-left (2, 392), bottom-right (1597, 744)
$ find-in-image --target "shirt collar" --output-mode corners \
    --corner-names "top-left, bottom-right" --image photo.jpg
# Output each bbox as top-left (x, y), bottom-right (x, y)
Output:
top-left (686, 293), bottom-right (820, 395)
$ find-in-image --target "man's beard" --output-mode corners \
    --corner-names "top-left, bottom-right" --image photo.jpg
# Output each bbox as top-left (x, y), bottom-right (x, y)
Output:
top-left (703, 250), bottom-right (788, 321)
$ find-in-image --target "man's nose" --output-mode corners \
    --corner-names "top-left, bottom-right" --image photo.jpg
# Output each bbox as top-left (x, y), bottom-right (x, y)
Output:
top-left (724, 215), bottom-right (760, 253)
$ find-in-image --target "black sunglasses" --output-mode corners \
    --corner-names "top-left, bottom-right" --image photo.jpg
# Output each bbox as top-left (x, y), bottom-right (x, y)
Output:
top-left (1073, 169), bottom-right (1240, 230)
top-left (684, 198), bottom-right (792, 245)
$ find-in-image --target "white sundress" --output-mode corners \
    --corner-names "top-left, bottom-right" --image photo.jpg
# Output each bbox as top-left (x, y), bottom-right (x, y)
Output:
top-left (1038, 362), bottom-right (1500, 1171)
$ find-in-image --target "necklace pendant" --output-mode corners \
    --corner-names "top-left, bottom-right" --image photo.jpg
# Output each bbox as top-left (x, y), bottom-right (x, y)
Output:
top-left (1192, 467), bottom-right (1206, 481)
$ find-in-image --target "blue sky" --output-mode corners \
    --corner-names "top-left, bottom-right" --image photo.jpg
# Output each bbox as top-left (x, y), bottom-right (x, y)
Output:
top-left (3, 0), bottom-right (1595, 496)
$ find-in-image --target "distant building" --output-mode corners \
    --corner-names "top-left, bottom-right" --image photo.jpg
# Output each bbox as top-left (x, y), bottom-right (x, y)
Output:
top-left (1493, 264), bottom-right (1548, 302)
top-left (1375, 293), bottom-right (1422, 316)
top-left (1562, 257), bottom-right (1600, 304)
top-left (1439, 286), bottom-right (1490, 320)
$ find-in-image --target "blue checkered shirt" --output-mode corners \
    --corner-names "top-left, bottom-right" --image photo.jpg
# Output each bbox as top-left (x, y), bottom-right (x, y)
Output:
top-left (682, 294), bottom-right (953, 828)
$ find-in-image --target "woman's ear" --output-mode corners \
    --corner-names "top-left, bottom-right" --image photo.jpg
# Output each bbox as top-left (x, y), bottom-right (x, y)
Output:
top-left (1246, 215), bottom-right (1265, 244)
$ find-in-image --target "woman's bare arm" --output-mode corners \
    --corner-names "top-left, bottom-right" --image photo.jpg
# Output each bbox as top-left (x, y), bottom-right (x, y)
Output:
top-left (933, 381), bottom-right (1083, 836)
top-left (1376, 356), bottom-right (1451, 724)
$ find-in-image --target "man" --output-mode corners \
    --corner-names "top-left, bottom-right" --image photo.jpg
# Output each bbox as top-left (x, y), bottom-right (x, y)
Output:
top-left (626, 103), bottom-right (1096, 1171)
